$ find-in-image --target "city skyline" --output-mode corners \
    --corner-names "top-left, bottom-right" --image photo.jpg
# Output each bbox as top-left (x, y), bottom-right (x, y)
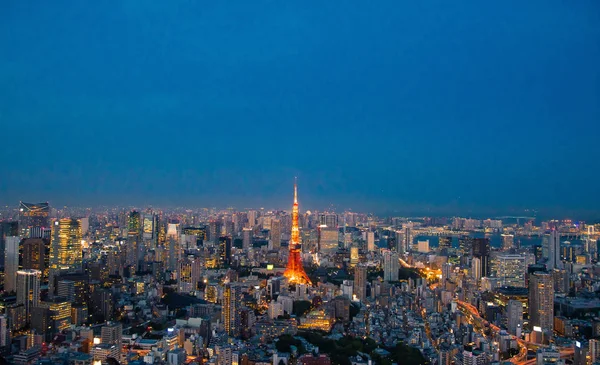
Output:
top-left (1, 1), bottom-right (599, 217)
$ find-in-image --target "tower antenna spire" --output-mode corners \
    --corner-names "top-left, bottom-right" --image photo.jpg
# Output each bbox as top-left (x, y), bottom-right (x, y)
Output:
top-left (283, 178), bottom-right (312, 285)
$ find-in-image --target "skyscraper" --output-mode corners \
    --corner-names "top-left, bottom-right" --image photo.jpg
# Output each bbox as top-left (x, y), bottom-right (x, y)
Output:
top-left (529, 271), bottom-right (554, 337)
top-left (16, 269), bottom-right (41, 321)
top-left (502, 234), bottom-right (514, 251)
top-left (3, 236), bottom-right (20, 292)
top-left (219, 236), bottom-right (232, 267)
top-left (21, 238), bottom-right (49, 283)
top-left (354, 265), bottom-right (367, 302)
top-left (283, 181), bottom-right (312, 285)
top-left (18, 202), bottom-right (50, 238)
top-left (472, 238), bottom-right (491, 277)
top-left (507, 300), bottom-right (523, 337)
top-left (383, 251), bottom-right (399, 282)
top-left (242, 228), bottom-right (252, 251)
top-left (270, 219), bottom-right (281, 250)
top-left (223, 284), bottom-right (241, 337)
top-left (546, 230), bottom-right (562, 270)
top-left (491, 254), bottom-right (526, 287)
top-left (49, 218), bottom-right (82, 294)
top-left (0, 221), bottom-right (18, 268)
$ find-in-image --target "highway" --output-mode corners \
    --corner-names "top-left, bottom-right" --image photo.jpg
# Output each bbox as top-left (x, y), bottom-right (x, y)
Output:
top-left (399, 256), bottom-right (574, 365)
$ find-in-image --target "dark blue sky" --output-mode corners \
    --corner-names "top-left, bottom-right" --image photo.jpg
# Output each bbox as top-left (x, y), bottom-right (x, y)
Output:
top-left (1, 1), bottom-right (599, 218)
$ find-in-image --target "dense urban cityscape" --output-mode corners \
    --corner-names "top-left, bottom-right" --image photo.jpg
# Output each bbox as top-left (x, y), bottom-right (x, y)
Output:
top-left (2, 1), bottom-right (598, 365)
top-left (0, 182), bottom-right (598, 365)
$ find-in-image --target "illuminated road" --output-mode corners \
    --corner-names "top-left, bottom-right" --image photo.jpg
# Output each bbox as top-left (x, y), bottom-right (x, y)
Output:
top-left (455, 300), bottom-right (574, 365)
top-left (399, 256), bottom-right (573, 365)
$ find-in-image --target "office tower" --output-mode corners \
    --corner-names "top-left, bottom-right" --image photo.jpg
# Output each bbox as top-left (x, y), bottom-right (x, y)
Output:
top-left (32, 298), bottom-right (72, 342)
top-left (4, 236), bottom-right (20, 292)
top-left (403, 224), bottom-right (413, 252)
top-left (529, 271), bottom-right (554, 336)
top-left (142, 212), bottom-right (158, 240)
top-left (546, 230), bottom-right (563, 270)
top-left (57, 280), bottom-right (76, 303)
top-left (471, 257), bottom-right (482, 281)
top-left (472, 238), bottom-right (491, 277)
top-left (319, 226), bottom-right (338, 254)
top-left (0, 221), bottom-right (19, 268)
top-left (353, 265), bottom-right (367, 302)
top-left (165, 222), bottom-right (180, 271)
top-left (128, 211), bottom-right (141, 235)
top-left (247, 210), bottom-right (258, 228)
top-left (383, 251), bottom-right (399, 282)
top-left (417, 240), bottom-right (430, 253)
top-left (242, 228), bottom-right (252, 251)
top-left (491, 254), bottom-right (526, 287)
top-left (283, 181), bottom-right (312, 285)
top-left (350, 246), bottom-right (359, 267)
top-left (208, 220), bottom-right (222, 243)
top-left (458, 236), bottom-right (473, 256)
top-left (219, 236), bottom-right (232, 267)
top-left (21, 238), bottom-right (49, 283)
top-left (49, 218), bottom-right (82, 294)
top-left (507, 300), bottom-right (523, 337)
top-left (366, 231), bottom-right (375, 251)
top-left (179, 257), bottom-right (202, 293)
top-left (16, 269), bottom-right (41, 320)
top-left (552, 268), bottom-right (569, 294)
top-left (18, 202), bottom-right (50, 238)
top-left (101, 322), bottom-right (123, 346)
top-left (318, 213), bottom-right (338, 228)
top-left (502, 234), bottom-right (514, 251)
top-left (270, 219), bottom-right (281, 250)
top-left (0, 315), bottom-right (7, 349)
top-left (223, 284), bottom-right (241, 337)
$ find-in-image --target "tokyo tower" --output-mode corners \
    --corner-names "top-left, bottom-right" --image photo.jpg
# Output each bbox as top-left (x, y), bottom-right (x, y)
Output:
top-left (283, 180), bottom-right (312, 285)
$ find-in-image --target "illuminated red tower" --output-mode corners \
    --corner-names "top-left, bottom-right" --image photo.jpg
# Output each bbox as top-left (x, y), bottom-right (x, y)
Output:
top-left (283, 180), bottom-right (312, 285)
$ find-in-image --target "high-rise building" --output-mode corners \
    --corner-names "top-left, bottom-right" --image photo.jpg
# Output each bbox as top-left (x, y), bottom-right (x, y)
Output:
top-left (507, 300), bottom-right (523, 337)
top-left (242, 228), bottom-right (252, 251)
top-left (142, 212), bottom-right (158, 240)
top-left (319, 226), bottom-right (338, 254)
top-left (16, 269), bottom-right (41, 321)
top-left (283, 181), bottom-right (312, 285)
top-left (491, 254), bottom-right (526, 287)
top-left (101, 322), bottom-right (123, 346)
top-left (529, 271), bottom-right (554, 337)
top-left (502, 234), bottom-right (514, 251)
top-left (318, 213), bottom-right (338, 228)
top-left (270, 219), bottom-right (281, 250)
top-left (223, 284), bottom-right (241, 337)
top-left (0, 315), bottom-right (8, 349)
top-left (0, 221), bottom-right (19, 268)
top-left (4, 236), bottom-right (20, 292)
top-left (247, 210), bottom-right (258, 228)
top-left (18, 202), bottom-right (50, 238)
top-left (21, 238), bottom-right (49, 283)
top-left (366, 231), bottom-right (375, 252)
top-left (49, 218), bottom-right (82, 293)
top-left (546, 230), bottom-right (563, 270)
top-left (473, 238), bottom-right (491, 277)
top-left (350, 246), bottom-right (359, 267)
top-left (353, 265), bottom-right (367, 302)
top-left (383, 251), bottom-right (399, 282)
top-left (179, 257), bottom-right (202, 293)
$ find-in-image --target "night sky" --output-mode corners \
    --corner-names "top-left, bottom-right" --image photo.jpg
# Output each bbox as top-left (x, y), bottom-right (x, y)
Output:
top-left (1, 1), bottom-right (599, 218)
